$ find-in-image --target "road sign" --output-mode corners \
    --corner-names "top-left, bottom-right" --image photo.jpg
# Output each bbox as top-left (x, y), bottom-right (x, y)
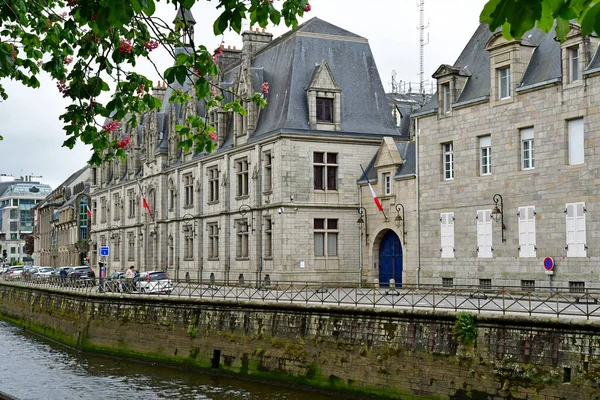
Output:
top-left (100, 246), bottom-right (110, 257)
top-left (543, 257), bottom-right (554, 271)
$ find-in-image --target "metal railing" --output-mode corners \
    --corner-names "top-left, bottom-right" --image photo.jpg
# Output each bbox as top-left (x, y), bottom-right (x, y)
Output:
top-left (2, 275), bottom-right (600, 319)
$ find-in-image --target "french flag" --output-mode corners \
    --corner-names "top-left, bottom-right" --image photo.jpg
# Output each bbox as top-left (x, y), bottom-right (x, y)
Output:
top-left (360, 164), bottom-right (383, 212)
top-left (86, 205), bottom-right (92, 218)
top-left (136, 180), bottom-right (153, 218)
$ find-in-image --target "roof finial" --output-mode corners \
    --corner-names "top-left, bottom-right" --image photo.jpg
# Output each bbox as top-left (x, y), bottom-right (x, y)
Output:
top-left (173, 6), bottom-right (196, 46)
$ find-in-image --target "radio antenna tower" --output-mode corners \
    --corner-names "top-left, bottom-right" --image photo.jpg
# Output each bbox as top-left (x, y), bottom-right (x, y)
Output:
top-left (417, 0), bottom-right (429, 102)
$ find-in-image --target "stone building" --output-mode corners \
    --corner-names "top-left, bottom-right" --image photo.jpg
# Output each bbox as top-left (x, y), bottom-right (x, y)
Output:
top-left (89, 16), bottom-right (402, 283)
top-left (412, 23), bottom-right (600, 289)
top-left (34, 167), bottom-right (91, 267)
top-left (0, 175), bottom-right (51, 264)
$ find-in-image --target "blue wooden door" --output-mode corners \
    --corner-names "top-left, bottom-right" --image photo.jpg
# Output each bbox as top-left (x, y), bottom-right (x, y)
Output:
top-left (379, 231), bottom-right (403, 287)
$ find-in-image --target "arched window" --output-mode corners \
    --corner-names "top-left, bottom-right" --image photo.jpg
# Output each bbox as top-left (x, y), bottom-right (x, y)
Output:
top-left (78, 196), bottom-right (89, 240)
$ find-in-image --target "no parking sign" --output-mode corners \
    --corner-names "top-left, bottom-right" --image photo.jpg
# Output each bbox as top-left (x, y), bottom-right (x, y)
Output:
top-left (544, 257), bottom-right (554, 275)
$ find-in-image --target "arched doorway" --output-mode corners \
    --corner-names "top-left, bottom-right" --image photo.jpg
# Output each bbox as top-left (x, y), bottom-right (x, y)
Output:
top-left (379, 230), bottom-right (403, 287)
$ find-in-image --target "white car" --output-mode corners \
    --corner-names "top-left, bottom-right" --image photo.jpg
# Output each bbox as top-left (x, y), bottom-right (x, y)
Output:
top-left (33, 267), bottom-right (55, 279)
top-left (136, 271), bottom-right (173, 294)
top-left (7, 266), bottom-right (24, 278)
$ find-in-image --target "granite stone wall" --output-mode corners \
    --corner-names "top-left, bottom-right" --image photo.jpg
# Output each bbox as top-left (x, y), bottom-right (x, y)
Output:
top-left (1, 284), bottom-right (600, 399)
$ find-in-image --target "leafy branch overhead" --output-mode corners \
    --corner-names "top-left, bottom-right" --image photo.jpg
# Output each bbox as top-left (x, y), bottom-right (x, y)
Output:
top-left (0, 0), bottom-right (311, 164)
top-left (481, 0), bottom-right (600, 41)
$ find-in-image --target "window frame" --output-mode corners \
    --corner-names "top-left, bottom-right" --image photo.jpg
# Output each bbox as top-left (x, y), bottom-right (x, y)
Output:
top-left (208, 166), bottom-right (220, 202)
top-left (313, 152), bottom-right (338, 191)
top-left (383, 173), bottom-right (392, 195)
top-left (314, 218), bottom-right (339, 257)
top-left (569, 46), bottom-right (580, 82)
top-left (236, 219), bottom-right (249, 259)
top-left (183, 173), bottom-right (194, 207)
top-left (520, 128), bottom-right (535, 170)
top-left (316, 97), bottom-right (334, 123)
top-left (263, 152), bottom-right (273, 193)
top-left (442, 83), bottom-right (451, 114)
top-left (236, 158), bottom-right (249, 197)
top-left (479, 136), bottom-right (491, 176)
top-left (264, 217), bottom-right (273, 258)
top-left (442, 142), bottom-right (454, 181)
top-left (498, 67), bottom-right (511, 100)
top-left (207, 223), bottom-right (219, 259)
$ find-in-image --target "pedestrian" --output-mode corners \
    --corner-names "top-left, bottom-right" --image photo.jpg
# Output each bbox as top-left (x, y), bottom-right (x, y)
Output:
top-left (125, 265), bottom-right (135, 292)
top-left (185, 271), bottom-right (190, 283)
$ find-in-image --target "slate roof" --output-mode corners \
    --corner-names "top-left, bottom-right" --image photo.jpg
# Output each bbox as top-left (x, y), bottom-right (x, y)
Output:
top-left (415, 23), bottom-right (599, 115)
top-left (357, 141), bottom-right (416, 184)
top-left (151, 17), bottom-right (399, 157)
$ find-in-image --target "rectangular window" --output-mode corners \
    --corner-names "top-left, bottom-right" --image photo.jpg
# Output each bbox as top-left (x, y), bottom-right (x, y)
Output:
top-left (9, 222), bottom-right (17, 232)
top-left (127, 233), bottom-right (135, 261)
top-left (480, 136), bottom-right (491, 176)
top-left (184, 236), bottom-right (194, 260)
top-left (314, 218), bottom-right (338, 257)
top-left (264, 218), bottom-right (273, 258)
top-left (236, 219), bottom-right (249, 258)
top-left (440, 212), bottom-right (454, 258)
top-left (316, 97), bottom-right (333, 122)
top-left (521, 280), bottom-right (535, 291)
top-left (10, 247), bottom-right (15, 254)
top-left (569, 46), bottom-right (580, 82)
top-left (183, 174), bottom-right (194, 207)
top-left (498, 67), bottom-right (511, 99)
top-left (520, 128), bottom-right (535, 170)
top-left (114, 239), bottom-right (120, 261)
top-left (442, 277), bottom-right (453, 288)
top-left (479, 279), bottom-right (492, 289)
top-left (208, 223), bottom-right (219, 259)
top-left (568, 118), bottom-right (584, 165)
top-left (208, 167), bottom-right (219, 202)
top-left (91, 168), bottom-right (97, 186)
top-left (113, 194), bottom-right (120, 221)
top-left (236, 159), bottom-right (249, 197)
top-left (100, 197), bottom-right (107, 223)
top-left (442, 83), bottom-right (451, 113)
top-left (476, 210), bottom-right (492, 258)
top-left (569, 281), bottom-right (585, 294)
top-left (10, 233), bottom-right (17, 240)
top-left (566, 202), bottom-right (586, 257)
top-left (92, 201), bottom-right (97, 225)
top-left (127, 190), bottom-right (136, 218)
top-left (313, 152), bottom-right (338, 190)
top-left (263, 152), bottom-right (272, 193)
top-left (518, 206), bottom-right (536, 258)
top-left (383, 173), bottom-right (391, 195)
top-left (443, 143), bottom-right (454, 180)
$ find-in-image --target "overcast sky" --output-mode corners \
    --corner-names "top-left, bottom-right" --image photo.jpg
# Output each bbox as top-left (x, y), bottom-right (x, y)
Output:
top-left (0, 0), bottom-right (487, 189)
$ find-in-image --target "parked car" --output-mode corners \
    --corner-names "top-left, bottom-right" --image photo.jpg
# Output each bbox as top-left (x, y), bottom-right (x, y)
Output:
top-left (67, 266), bottom-right (95, 287)
top-left (22, 267), bottom-right (39, 279)
top-left (136, 271), bottom-right (172, 294)
top-left (7, 266), bottom-right (24, 278)
top-left (33, 267), bottom-right (55, 279)
top-left (0, 265), bottom-right (11, 274)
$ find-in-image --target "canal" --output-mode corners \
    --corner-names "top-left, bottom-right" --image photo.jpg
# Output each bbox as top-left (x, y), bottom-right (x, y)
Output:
top-left (0, 321), bottom-right (343, 400)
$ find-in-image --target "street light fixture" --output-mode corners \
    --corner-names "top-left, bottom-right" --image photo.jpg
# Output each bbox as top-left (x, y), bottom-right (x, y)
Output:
top-left (394, 203), bottom-right (407, 245)
top-left (491, 193), bottom-right (506, 243)
top-left (357, 206), bottom-right (368, 246)
top-left (238, 204), bottom-right (254, 234)
top-left (181, 213), bottom-right (197, 237)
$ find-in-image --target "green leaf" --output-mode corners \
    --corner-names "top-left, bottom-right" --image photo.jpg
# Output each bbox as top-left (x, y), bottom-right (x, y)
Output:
top-left (555, 17), bottom-right (572, 41)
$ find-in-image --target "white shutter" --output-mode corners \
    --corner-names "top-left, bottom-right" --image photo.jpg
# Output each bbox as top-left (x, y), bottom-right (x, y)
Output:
top-left (477, 210), bottom-right (492, 258)
top-left (566, 203), bottom-right (576, 257)
top-left (576, 202), bottom-right (587, 257)
top-left (518, 206), bottom-right (536, 257)
top-left (441, 212), bottom-right (454, 258)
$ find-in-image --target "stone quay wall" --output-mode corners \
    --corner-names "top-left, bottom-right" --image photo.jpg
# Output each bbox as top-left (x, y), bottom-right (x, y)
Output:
top-left (1, 283), bottom-right (600, 399)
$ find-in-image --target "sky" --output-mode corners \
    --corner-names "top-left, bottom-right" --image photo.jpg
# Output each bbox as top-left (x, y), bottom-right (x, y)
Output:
top-left (0, 0), bottom-right (487, 189)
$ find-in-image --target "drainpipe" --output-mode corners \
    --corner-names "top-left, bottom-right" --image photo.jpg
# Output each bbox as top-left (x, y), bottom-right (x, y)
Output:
top-left (198, 166), bottom-right (203, 281)
top-left (358, 184), bottom-right (363, 287)
top-left (257, 144), bottom-right (263, 287)
top-left (225, 153), bottom-right (231, 285)
top-left (175, 167), bottom-right (181, 279)
top-left (414, 117), bottom-right (421, 289)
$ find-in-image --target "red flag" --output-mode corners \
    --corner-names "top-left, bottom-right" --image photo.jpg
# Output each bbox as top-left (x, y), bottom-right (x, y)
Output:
top-left (86, 205), bottom-right (92, 218)
top-left (360, 164), bottom-right (383, 212)
top-left (137, 180), bottom-right (153, 218)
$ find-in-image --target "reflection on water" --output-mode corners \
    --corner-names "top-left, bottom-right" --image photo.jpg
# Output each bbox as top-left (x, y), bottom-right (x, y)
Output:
top-left (0, 321), bottom-right (342, 400)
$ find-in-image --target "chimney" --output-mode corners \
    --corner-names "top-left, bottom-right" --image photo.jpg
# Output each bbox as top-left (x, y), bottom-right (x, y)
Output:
top-left (152, 81), bottom-right (167, 103)
top-left (217, 44), bottom-right (242, 73)
top-left (241, 26), bottom-right (273, 67)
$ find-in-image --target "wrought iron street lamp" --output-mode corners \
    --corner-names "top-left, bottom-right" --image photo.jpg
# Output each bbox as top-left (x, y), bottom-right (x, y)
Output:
top-left (181, 213), bottom-right (197, 237)
top-left (491, 193), bottom-right (506, 243)
top-left (238, 204), bottom-right (254, 234)
top-left (357, 206), bottom-right (368, 246)
top-left (395, 203), bottom-right (407, 245)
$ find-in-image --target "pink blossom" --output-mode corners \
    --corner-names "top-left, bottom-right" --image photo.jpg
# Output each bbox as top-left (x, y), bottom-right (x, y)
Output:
top-left (56, 80), bottom-right (67, 94)
top-left (119, 39), bottom-right (133, 54)
top-left (143, 40), bottom-right (159, 51)
top-left (304, 3), bottom-right (311, 12)
top-left (115, 135), bottom-right (132, 149)
top-left (102, 121), bottom-right (120, 134)
top-left (260, 81), bottom-right (269, 95)
top-left (64, 56), bottom-right (73, 65)
top-left (209, 131), bottom-right (217, 141)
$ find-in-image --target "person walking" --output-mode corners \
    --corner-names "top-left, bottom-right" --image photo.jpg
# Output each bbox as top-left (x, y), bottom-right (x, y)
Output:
top-left (125, 265), bottom-right (135, 292)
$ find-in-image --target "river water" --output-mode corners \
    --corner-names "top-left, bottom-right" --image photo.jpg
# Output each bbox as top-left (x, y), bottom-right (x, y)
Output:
top-left (0, 321), bottom-right (344, 400)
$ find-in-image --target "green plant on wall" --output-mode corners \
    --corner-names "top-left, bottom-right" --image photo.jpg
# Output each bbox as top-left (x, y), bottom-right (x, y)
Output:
top-left (453, 312), bottom-right (477, 345)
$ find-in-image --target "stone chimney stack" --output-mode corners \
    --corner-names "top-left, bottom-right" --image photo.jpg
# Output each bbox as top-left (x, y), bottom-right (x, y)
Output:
top-left (217, 45), bottom-right (242, 73)
top-left (241, 27), bottom-right (273, 67)
top-left (152, 81), bottom-right (167, 103)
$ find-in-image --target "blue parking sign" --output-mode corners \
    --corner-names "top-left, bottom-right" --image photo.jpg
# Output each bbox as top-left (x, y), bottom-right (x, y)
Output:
top-left (100, 246), bottom-right (110, 257)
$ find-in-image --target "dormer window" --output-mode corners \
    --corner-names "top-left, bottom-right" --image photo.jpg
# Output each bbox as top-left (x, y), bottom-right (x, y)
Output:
top-left (442, 83), bottom-right (451, 113)
top-left (498, 67), bottom-right (511, 99)
top-left (569, 46), bottom-right (580, 82)
top-left (316, 97), bottom-right (333, 122)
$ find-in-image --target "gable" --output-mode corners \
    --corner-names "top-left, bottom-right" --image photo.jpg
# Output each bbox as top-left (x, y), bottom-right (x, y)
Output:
top-left (374, 137), bottom-right (403, 169)
top-left (307, 60), bottom-right (340, 91)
